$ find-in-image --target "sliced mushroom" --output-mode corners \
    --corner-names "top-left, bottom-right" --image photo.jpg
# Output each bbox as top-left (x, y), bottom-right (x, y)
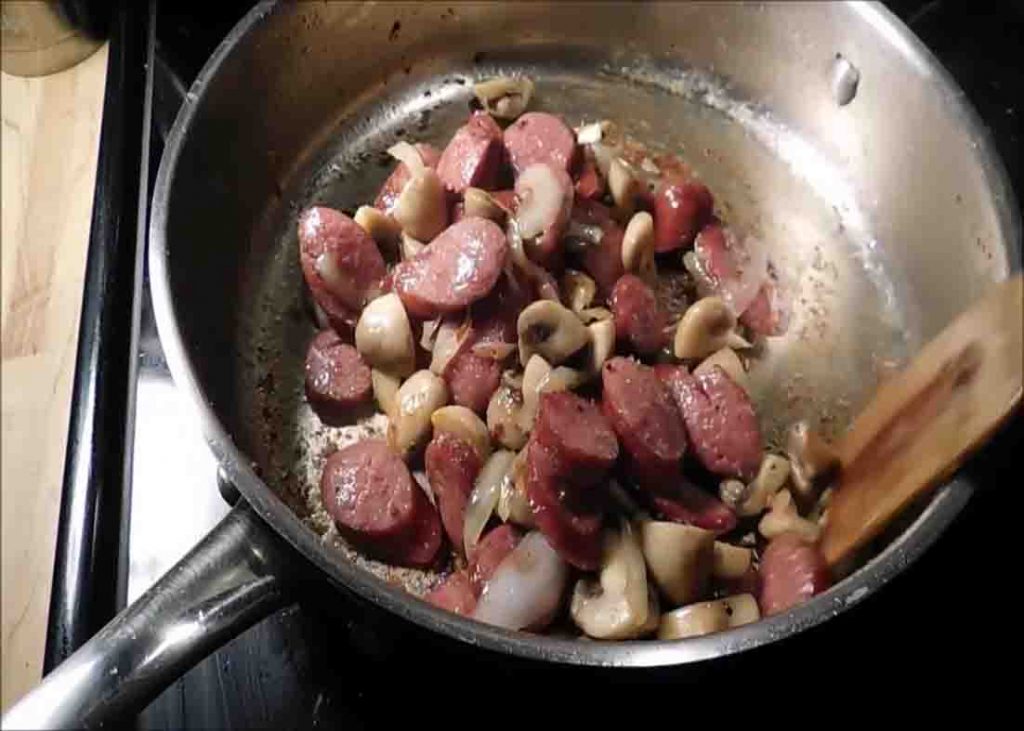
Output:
top-left (463, 187), bottom-right (508, 223)
top-left (387, 140), bottom-right (426, 174)
top-left (622, 211), bottom-right (656, 281)
top-left (718, 478), bottom-right (749, 511)
top-left (657, 594), bottom-right (760, 640)
top-left (472, 76), bottom-right (534, 120)
top-left (758, 490), bottom-right (821, 542)
top-left (734, 453), bottom-right (792, 517)
top-left (673, 296), bottom-right (751, 361)
top-left (497, 448), bottom-right (535, 527)
top-left (786, 421), bottom-right (840, 509)
top-left (387, 370), bottom-right (448, 456)
top-left (570, 522), bottom-right (650, 640)
top-left (561, 270), bottom-right (597, 312)
top-left (607, 157), bottom-right (641, 219)
top-left (354, 205), bottom-right (401, 249)
top-left (639, 521), bottom-right (715, 606)
top-left (355, 293), bottom-right (416, 377)
top-left (577, 306), bottom-right (613, 324)
top-left (517, 300), bottom-right (590, 365)
top-left (657, 600), bottom-right (728, 639)
top-left (585, 319), bottom-right (616, 374)
top-left (430, 405), bottom-right (492, 462)
top-left (392, 168), bottom-right (447, 242)
top-left (712, 542), bottom-right (753, 580)
top-left (370, 368), bottom-right (401, 418)
top-left (487, 383), bottom-right (527, 450)
top-left (694, 347), bottom-right (748, 392)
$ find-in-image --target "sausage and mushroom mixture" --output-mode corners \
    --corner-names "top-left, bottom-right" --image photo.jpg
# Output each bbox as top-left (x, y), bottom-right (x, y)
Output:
top-left (297, 77), bottom-right (836, 640)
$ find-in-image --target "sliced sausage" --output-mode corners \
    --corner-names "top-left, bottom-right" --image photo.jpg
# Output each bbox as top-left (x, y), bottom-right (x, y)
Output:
top-left (649, 481), bottom-right (737, 534)
top-left (601, 357), bottom-right (687, 480)
top-left (321, 440), bottom-right (442, 567)
top-left (503, 112), bottom-right (577, 177)
top-left (575, 199), bottom-right (625, 298)
top-left (305, 330), bottom-right (372, 423)
top-left (391, 217), bottom-right (509, 318)
top-left (610, 274), bottom-right (669, 355)
top-left (694, 222), bottom-right (780, 337)
top-left (298, 207), bottom-right (387, 330)
top-left (374, 143), bottom-right (442, 213)
top-left (425, 571), bottom-right (477, 615)
top-left (653, 179), bottom-right (713, 253)
top-left (524, 436), bottom-right (603, 570)
top-left (435, 112), bottom-right (504, 193)
top-left (659, 364), bottom-right (762, 481)
top-left (759, 533), bottom-right (831, 616)
top-left (533, 391), bottom-right (619, 475)
top-left (425, 431), bottom-right (483, 551)
top-left (468, 524), bottom-right (522, 594)
top-left (575, 157), bottom-right (605, 201)
top-left (445, 351), bottom-right (503, 415)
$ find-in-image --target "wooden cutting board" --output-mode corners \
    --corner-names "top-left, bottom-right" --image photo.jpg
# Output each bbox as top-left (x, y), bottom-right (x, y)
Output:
top-left (0, 46), bottom-right (107, 713)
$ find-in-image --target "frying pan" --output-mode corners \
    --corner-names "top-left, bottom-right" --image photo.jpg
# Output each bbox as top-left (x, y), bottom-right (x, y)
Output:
top-left (5, 2), bottom-right (1019, 728)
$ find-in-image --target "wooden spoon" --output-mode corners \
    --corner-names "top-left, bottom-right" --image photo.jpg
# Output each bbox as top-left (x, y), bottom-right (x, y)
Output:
top-left (821, 274), bottom-right (1023, 568)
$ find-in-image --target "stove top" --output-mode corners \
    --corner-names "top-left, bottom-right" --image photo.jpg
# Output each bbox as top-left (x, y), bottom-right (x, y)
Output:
top-left (51, 2), bottom-right (1023, 726)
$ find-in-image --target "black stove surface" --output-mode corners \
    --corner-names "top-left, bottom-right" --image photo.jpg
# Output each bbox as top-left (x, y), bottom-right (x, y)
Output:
top-left (129, 2), bottom-right (1023, 727)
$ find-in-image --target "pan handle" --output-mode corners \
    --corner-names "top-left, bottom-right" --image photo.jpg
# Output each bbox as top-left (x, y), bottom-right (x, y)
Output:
top-left (2, 503), bottom-right (292, 730)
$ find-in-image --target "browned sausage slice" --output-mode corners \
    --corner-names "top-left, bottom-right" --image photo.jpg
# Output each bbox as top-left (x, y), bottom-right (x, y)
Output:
top-left (304, 330), bottom-right (372, 423)
top-left (575, 198), bottom-right (626, 298)
top-left (653, 178), bottom-right (713, 253)
top-left (503, 112), bottom-right (576, 177)
top-left (759, 533), bottom-right (830, 616)
top-left (649, 481), bottom-right (737, 534)
top-left (659, 364), bottom-right (762, 481)
top-left (435, 112), bottom-right (504, 193)
top-left (321, 440), bottom-right (442, 567)
top-left (524, 436), bottom-right (603, 570)
top-left (445, 351), bottom-right (503, 415)
top-left (298, 206), bottom-right (387, 330)
top-left (601, 357), bottom-right (687, 480)
top-left (374, 143), bottom-right (442, 213)
top-left (468, 524), bottom-right (522, 594)
top-left (391, 217), bottom-right (509, 318)
top-left (533, 391), bottom-right (619, 474)
top-left (424, 571), bottom-right (477, 615)
top-left (425, 431), bottom-right (483, 552)
top-left (610, 274), bottom-right (669, 355)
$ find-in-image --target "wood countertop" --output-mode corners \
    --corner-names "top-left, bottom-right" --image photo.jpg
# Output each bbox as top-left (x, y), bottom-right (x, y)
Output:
top-left (1, 45), bottom-right (108, 712)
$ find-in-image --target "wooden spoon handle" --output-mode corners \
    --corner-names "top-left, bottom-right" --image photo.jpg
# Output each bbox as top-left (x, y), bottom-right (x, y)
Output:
top-left (821, 275), bottom-right (1023, 568)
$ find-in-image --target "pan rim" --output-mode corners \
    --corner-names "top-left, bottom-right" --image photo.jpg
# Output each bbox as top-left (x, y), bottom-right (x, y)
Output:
top-left (148, 0), bottom-right (1015, 667)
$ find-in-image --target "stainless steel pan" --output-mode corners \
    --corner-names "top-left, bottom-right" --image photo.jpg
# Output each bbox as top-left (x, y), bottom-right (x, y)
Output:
top-left (6, 2), bottom-right (1019, 727)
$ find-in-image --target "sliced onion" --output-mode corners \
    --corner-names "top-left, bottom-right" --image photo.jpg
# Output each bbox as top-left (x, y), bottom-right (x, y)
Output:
top-left (590, 141), bottom-right (622, 177)
top-left (419, 316), bottom-right (442, 351)
top-left (412, 469), bottom-right (436, 507)
top-left (514, 163), bottom-right (568, 239)
top-left (506, 220), bottom-right (561, 301)
top-left (463, 450), bottom-right (516, 556)
top-left (429, 313), bottom-right (472, 375)
top-left (387, 140), bottom-right (425, 175)
top-left (401, 232), bottom-right (425, 260)
top-left (471, 340), bottom-right (516, 361)
top-left (683, 251), bottom-right (716, 298)
top-left (497, 451), bottom-right (534, 526)
top-left (472, 531), bottom-right (568, 631)
top-left (720, 233), bottom-right (768, 316)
